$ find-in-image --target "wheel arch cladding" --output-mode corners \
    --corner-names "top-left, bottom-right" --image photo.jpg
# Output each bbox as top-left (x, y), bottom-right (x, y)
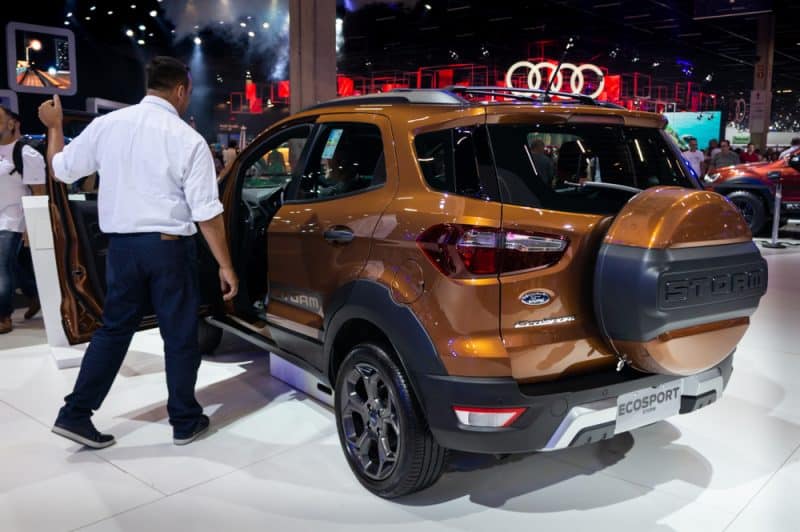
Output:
top-left (324, 280), bottom-right (447, 407)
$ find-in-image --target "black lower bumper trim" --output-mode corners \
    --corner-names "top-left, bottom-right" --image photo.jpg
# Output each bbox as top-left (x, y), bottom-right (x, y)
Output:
top-left (415, 354), bottom-right (733, 454)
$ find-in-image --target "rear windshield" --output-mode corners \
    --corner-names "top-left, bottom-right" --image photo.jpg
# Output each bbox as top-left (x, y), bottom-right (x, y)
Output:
top-left (488, 123), bottom-right (697, 215)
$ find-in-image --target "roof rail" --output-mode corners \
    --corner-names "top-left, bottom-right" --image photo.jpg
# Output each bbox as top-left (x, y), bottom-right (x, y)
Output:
top-left (304, 89), bottom-right (468, 111)
top-left (445, 86), bottom-right (625, 109)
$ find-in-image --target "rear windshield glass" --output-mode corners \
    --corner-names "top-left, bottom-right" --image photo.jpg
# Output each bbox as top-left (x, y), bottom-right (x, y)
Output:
top-left (488, 124), bottom-right (697, 215)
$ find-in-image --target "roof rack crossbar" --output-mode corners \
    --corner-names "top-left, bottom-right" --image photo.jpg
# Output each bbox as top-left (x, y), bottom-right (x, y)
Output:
top-left (446, 86), bottom-right (598, 105)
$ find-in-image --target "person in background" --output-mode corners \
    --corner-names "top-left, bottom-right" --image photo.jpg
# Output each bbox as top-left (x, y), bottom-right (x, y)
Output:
top-left (703, 139), bottom-right (720, 175)
top-left (740, 143), bottom-right (760, 163)
top-left (222, 140), bottom-right (238, 168)
top-left (767, 148), bottom-right (781, 162)
top-left (0, 106), bottom-right (45, 334)
top-left (209, 144), bottom-right (223, 175)
top-left (709, 139), bottom-right (740, 171)
top-left (683, 138), bottom-right (705, 177)
top-left (39, 56), bottom-right (238, 449)
top-left (780, 137), bottom-right (800, 159)
top-left (529, 138), bottom-right (555, 187)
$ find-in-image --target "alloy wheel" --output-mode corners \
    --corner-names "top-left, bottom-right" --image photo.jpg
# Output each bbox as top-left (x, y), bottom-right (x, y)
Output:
top-left (340, 362), bottom-right (401, 481)
top-left (731, 198), bottom-right (755, 226)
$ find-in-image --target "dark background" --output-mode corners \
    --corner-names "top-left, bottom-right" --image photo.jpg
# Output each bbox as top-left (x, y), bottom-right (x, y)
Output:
top-left (1, 0), bottom-right (798, 140)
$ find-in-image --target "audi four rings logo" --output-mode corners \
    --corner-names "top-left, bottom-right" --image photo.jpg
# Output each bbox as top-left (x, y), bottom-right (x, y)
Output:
top-left (505, 61), bottom-right (606, 99)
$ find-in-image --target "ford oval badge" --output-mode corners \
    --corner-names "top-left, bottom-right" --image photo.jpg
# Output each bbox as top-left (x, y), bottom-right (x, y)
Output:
top-left (520, 291), bottom-right (551, 306)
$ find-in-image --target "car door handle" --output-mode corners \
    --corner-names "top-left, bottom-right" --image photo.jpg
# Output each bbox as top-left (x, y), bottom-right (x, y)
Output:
top-left (323, 226), bottom-right (355, 244)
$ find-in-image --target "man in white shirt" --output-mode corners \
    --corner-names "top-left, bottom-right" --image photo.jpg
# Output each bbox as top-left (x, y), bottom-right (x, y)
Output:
top-left (0, 106), bottom-right (46, 334)
top-left (683, 138), bottom-right (705, 178)
top-left (780, 138), bottom-right (800, 159)
top-left (38, 56), bottom-right (239, 449)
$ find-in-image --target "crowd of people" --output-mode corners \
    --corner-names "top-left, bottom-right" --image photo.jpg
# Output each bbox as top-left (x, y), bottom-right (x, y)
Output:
top-left (207, 140), bottom-right (239, 177)
top-left (681, 136), bottom-right (800, 177)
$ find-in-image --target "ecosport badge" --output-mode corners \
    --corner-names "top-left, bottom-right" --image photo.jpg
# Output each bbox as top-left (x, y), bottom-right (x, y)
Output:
top-left (514, 316), bottom-right (576, 329)
top-left (520, 291), bottom-right (551, 306)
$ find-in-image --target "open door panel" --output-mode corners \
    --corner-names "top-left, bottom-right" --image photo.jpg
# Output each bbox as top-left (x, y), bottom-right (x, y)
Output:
top-left (47, 110), bottom-right (158, 344)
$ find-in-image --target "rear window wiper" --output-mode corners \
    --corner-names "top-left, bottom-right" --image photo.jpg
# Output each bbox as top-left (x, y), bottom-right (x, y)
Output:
top-left (563, 181), bottom-right (642, 194)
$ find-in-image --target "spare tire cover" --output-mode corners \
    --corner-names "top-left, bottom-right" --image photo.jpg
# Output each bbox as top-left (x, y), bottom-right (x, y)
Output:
top-left (594, 187), bottom-right (767, 375)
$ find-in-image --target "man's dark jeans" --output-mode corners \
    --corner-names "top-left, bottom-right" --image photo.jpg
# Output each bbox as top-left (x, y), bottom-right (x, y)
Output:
top-left (57, 233), bottom-right (203, 433)
top-left (0, 230), bottom-right (37, 317)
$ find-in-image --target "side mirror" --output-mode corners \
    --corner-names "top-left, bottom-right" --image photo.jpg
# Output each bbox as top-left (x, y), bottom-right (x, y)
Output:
top-left (789, 154), bottom-right (800, 172)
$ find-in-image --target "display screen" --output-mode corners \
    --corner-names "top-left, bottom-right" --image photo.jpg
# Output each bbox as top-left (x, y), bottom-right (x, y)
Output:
top-left (0, 90), bottom-right (18, 113)
top-left (5, 22), bottom-right (77, 96)
top-left (663, 111), bottom-right (722, 151)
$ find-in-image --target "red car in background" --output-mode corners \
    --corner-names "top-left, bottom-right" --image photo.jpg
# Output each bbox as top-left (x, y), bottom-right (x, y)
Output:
top-left (705, 147), bottom-right (800, 234)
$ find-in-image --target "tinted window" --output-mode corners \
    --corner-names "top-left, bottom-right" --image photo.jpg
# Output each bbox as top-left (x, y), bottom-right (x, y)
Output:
top-left (292, 123), bottom-right (385, 201)
top-left (415, 127), bottom-right (498, 200)
top-left (242, 125), bottom-right (311, 192)
top-left (488, 124), bottom-right (696, 215)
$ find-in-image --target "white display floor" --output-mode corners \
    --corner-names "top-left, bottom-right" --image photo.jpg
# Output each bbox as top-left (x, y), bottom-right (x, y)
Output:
top-left (1, 243), bottom-right (799, 531)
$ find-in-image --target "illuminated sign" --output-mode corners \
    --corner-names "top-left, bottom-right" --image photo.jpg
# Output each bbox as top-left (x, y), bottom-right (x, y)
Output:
top-left (505, 61), bottom-right (605, 99)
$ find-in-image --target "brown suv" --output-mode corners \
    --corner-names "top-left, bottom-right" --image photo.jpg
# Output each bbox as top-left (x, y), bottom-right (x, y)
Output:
top-left (48, 88), bottom-right (767, 498)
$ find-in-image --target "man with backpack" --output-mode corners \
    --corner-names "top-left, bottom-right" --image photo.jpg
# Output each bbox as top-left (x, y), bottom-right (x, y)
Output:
top-left (0, 106), bottom-right (45, 333)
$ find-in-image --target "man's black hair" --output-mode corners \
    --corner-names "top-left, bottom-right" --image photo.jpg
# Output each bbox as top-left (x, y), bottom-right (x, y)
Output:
top-left (146, 56), bottom-right (190, 92)
top-left (0, 105), bottom-right (20, 123)
top-left (228, 140), bottom-right (237, 149)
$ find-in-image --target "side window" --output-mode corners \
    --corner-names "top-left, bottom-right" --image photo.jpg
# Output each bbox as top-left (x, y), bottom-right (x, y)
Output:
top-left (291, 123), bottom-right (385, 201)
top-left (241, 125), bottom-right (312, 193)
top-left (414, 126), bottom-right (497, 200)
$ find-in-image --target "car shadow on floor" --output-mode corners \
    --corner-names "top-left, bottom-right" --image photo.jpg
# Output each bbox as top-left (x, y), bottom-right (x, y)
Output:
top-left (399, 422), bottom-right (713, 511)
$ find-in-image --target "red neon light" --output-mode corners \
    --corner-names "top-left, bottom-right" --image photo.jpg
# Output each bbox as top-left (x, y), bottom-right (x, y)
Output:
top-left (337, 75), bottom-right (355, 97)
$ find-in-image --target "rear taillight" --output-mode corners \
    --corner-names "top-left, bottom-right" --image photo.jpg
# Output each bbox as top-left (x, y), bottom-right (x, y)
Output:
top-left (416, 224), bottom-right (568, 277)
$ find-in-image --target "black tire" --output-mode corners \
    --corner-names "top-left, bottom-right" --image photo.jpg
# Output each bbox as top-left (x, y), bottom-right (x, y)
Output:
top-left (197, 318), bottom-right (223, 355)
top-left (334, 342), bottom-right (447, 498)
top-left (726, 190), bottom-right (767, 235)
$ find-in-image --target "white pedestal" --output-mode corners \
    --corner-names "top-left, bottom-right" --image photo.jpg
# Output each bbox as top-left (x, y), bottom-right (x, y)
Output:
top-left (21, 195), bottom-right (88, 368)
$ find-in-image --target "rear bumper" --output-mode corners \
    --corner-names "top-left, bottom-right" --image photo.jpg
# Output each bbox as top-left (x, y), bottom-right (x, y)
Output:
top-left (415, 353), bottom-right (733, 454)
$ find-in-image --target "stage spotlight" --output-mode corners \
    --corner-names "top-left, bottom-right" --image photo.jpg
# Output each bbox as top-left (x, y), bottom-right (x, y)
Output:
top-left (89, 5), bottom-right (96, 11)
top-left (240, 22), bottom-right (247, 27)
top-left (85, 16), bottom-right (91, 21)
top-left (66, 11), bottom-right (72, 17)
top-left (64, 21), bottom-right (70, 25)
top-left (248, 31), bottom-right (255, 37)
top-left (48, 67), bottom-right (56, 75)
top-left (130, 4), bottom-right (136, 8)
top-left (30, 39), bottom-right (42, 51)
top-left (125, 29), bottom-right (134, 37)
top-left (194, 36), bottom-right (202, 45)
top-left (137, 39), bottom-right (145, 45)
top-left (262, 22), bottom-right (269, 29)
top-left (139, 24), bottom-right (146, 30)
top-left (107, 10), bottom-right (113, 15)
top-left (424, 3), bottom-right (432, 9)
top-left (150, 10), bottom-right (157, 17)
top-left (705, 73), bottom-right (713, 82)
